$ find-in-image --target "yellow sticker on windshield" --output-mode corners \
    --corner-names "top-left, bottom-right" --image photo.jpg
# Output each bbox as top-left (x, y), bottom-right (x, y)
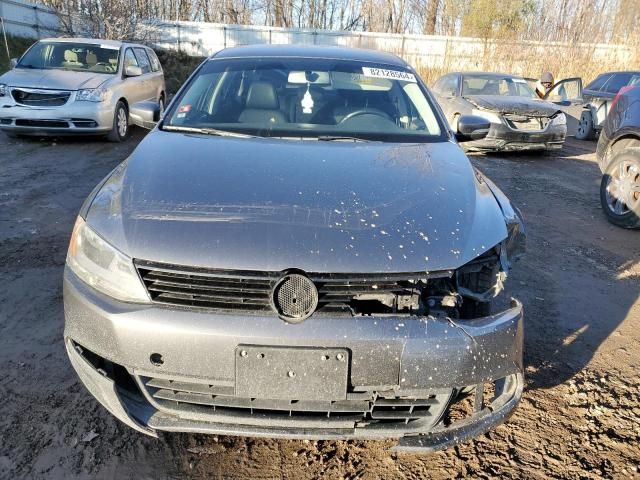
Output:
top-left (362, 67), bottom-right (416, 83)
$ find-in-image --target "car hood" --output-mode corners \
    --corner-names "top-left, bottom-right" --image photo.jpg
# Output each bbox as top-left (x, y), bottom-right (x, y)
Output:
top-left (0, 68), bottom-right (111, 90)
top-left (86, 130), bottom-right (509, 273)
top-left (465, 95), bottom-right (560, 116)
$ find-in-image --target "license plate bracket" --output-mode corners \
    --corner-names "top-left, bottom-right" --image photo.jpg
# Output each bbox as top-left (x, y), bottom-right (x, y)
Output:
top-left (235, 346), bottom-right (349, 401)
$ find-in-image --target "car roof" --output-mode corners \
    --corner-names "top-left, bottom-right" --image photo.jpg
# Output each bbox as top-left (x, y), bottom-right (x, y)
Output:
top-left (453, 72), bottom-right (526, 79)
top-left (593, 71), bottom-right (640, 76)
top-left (39, 38), bottom-right (140, 48)
top-left (212, 45), bottom-right (407, 67)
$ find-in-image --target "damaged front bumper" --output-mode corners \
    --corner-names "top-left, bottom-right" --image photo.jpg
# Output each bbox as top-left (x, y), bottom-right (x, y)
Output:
top-left (63, 269), bottom-right (524, 452)
top-left (465, 122), bottom-right (566, 152)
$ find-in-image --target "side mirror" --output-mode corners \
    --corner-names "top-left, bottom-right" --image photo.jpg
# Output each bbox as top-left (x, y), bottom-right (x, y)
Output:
top-left (124, 65), bottom-right (142, 77)
top-left (129, 101), bottom-right (160, 129)
top-left (10, 58), bottom-right (18, 69)
top-left (455, 115), bottom-right (491, 142)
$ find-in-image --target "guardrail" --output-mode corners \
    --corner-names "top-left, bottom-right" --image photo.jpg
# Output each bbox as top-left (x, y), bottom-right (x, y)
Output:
top-left (0, 0), bottom-right (61, 39)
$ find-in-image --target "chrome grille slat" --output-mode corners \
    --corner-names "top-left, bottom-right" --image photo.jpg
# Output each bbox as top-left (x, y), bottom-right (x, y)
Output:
top-left (11, 88), bottom-right (71, 107)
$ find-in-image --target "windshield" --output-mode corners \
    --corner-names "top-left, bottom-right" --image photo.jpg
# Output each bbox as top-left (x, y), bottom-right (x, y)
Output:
top-left (18, 42), bottom-right (121, 74)
top-left (462, 75), bottom-right (537, 98)
top-left (163, 58), bottom-right (444, 142)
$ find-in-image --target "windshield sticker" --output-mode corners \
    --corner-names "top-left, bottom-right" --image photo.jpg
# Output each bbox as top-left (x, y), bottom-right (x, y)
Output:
top-left (100, 44), bottom-right (120, 50)
top-left (362, 67), bottom-right (416, 83)
top-left (513, 78), bottom-right (527, 83)
top-left (178, 104), bottom-right (191, 113)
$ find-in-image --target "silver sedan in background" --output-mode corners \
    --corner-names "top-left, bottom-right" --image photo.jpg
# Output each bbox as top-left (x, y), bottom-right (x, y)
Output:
top-left (0, 38), bottom-right (165, 142)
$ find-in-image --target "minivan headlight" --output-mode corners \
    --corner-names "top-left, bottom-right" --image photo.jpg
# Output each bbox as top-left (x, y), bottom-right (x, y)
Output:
top-left (66, 217), bottom-right (149, 303)
top-left (0, 84), bottom-right (7, 96)
top-left (76, 88), bottom-right (110, 102)
top-left (471, 109), bottom-right (502, 124)
top-left (551, 113), bottom-right (566, 126)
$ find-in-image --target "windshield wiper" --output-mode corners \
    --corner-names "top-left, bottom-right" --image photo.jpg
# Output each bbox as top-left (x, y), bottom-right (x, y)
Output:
top-left (162, 125), bottom-right (257, 138)
top-left (316, 135), bottom-right (373, 142)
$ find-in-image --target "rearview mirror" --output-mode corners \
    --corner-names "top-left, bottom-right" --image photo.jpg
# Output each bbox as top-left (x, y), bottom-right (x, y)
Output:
top-left (10, 58), bottom-right (18, 69)
top-left (124, 65), bottom-right (142, 77)
top-left (455, 115), bottom-right (491, 142)
top-left (129, 101), bottom-right (160, 129)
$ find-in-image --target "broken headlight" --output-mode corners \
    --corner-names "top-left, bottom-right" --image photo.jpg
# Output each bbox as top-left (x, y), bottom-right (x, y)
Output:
top-left (551, 113), bottom-right (566, 126)
top-left (456, 206), bottom-right (525, 304)
top-left (456, 247), bottom-right (505, 303)
top-left (66, 217), bottom-right (150, 303)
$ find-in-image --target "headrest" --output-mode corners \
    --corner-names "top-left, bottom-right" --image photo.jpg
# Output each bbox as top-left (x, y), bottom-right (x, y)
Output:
top-left (64, 50), bottom-right (78, 62)
top-left (86, 52), bottom-right (97, 64)
top-left (246, 81), bottom-right (279, 110)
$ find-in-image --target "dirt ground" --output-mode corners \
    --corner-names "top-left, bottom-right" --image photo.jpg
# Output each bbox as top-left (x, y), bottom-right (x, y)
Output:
top-left (0, 131), bottom-right (638, 479)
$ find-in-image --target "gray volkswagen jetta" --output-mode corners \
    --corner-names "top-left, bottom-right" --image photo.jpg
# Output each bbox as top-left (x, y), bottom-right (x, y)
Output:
top-left (64, 45), bottom-right (526, 452)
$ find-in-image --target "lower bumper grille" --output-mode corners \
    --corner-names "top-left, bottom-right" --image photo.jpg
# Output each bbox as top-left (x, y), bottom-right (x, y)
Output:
top-left (137, 376), bottom-right (452, 428)
top-left (15, 119), bottom-right (69, 128)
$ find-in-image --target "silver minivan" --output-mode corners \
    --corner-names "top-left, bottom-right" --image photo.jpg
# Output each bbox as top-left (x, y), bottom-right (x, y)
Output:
top-left (0, 38), bottom-right (165, 141)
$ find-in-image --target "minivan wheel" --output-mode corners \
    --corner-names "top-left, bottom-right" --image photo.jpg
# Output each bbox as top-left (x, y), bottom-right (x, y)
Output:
top-left (107, 101), bottom-right (129, 142)
top-left (576, 110), bottom-right (596, 140)
top-left (600, 148), bottom-right (640, 229)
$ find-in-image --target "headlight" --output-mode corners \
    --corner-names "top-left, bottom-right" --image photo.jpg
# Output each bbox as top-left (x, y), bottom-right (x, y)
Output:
top-left (66, 217), bottom-right (149, 303)
top-left (551, 113), bottom-right (566, 125)
top-left (76, 88), bottom-right (110, 102)
top-left (504, 205), bottom-right (526, 263)
top-left (0, 84), bottom-right (7, 96)
top-left (471, 108), bottom-right (502, 124)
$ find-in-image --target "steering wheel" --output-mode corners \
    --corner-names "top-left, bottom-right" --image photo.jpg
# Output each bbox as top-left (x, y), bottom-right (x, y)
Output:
top-left (93, 62), bottom-right (114, 71)
top-left (338, 109), bottom-right (393, 124)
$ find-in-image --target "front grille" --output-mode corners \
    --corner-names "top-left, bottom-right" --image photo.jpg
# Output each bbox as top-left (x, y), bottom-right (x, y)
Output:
top-left (504, 114), bottom-right (550, 131)
top-left (136, 260), bottom-right (444, 315)
top-left (15, 119), bottom-right (69, 128)
top-left (138, 376), bottom-right (451, 428)
top-left (11, 89), bottom-right (70, 107)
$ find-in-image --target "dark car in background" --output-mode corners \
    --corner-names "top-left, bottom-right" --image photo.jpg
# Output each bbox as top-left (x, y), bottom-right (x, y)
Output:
top-left (63, 45), bottom-right (526, 452)
top-left (574, 71), bottom-right (640, 140)
top-left (595, 83), bottom-right (640, 228)
top-left (432, 72), bottom-right (570, 152)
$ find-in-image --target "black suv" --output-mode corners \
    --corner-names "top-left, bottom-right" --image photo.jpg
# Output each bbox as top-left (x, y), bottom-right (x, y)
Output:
top-left (596, 83), bottom-right (640, 228)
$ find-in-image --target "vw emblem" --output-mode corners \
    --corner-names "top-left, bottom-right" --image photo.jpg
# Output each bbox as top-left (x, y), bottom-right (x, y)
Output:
top-left (271, 273), bottom-right (318, 323)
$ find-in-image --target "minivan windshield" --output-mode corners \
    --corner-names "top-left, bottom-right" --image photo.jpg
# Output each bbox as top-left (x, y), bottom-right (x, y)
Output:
top-left (163, 58), bottom-right (445, 142)
top-left (462, 74), bottom-right (537, 98)
top-left (18, 42), bottom-right (121, 74)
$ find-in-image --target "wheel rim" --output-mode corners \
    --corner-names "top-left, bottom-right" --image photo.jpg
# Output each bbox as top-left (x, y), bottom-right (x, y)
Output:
top-left (578, 116), bottom-right (589, 135)
top-left (605, 160), bottom-right (640, 216)
top-left (117, 107), bottom-right (127, 137)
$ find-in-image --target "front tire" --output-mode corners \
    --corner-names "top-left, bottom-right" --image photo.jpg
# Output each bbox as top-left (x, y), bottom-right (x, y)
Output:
top-left (600, 148), bottom-right (640, 229)
top-left (107, 101), bottom-right (129, 143)
top-left (576, 110), bottom-right (596, 140)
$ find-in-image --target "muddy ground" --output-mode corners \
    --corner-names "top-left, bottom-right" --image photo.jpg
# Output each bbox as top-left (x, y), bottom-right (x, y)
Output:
top-left (0, 131), bottom-right (638, 479)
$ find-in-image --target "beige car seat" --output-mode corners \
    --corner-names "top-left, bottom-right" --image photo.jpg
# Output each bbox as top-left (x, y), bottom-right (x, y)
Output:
top-left (62, 50), bottom-right (83, 68)
top-left (86, 51), bottom-right (97, 66)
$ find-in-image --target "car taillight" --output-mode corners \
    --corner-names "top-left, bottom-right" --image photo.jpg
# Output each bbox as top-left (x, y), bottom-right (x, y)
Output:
top-left (610, 85), bottom-right (636, 111)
